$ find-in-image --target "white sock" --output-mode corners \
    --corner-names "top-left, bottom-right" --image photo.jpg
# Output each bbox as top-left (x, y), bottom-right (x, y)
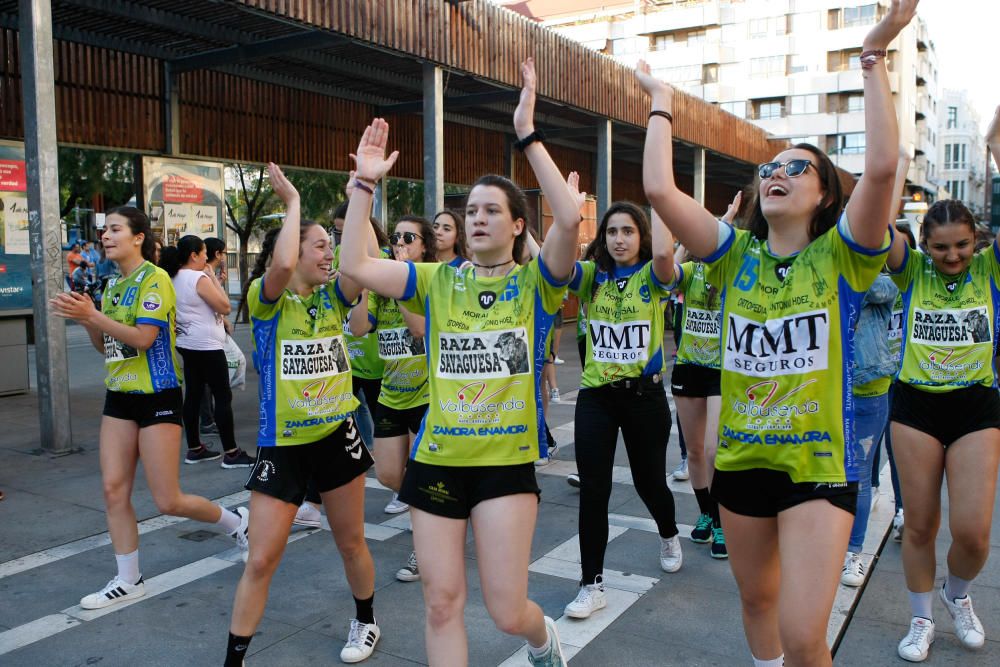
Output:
top-left (215, 505), bottom-right (241, 534)
top-left (944, 573), bottom-right (972, 601)
top-left (908, 590), bottom-right (933, 620)
top-left (752, 655), bottom-right (784, 667)
top-left (527, 633), bottom-right (551, 658)
top-left (115, 549), bottom-right (140, 585)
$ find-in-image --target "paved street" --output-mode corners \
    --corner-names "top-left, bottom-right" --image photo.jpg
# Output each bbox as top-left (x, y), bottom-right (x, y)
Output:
top-left (0, 323), bottom-right (998, 666)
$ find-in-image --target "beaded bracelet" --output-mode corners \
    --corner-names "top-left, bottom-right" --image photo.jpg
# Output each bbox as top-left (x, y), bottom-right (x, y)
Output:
top-left (860, 49), bottom-right (887, 70)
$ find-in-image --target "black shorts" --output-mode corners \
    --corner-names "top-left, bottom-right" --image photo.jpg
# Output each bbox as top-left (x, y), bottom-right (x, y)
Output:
top-left (398, 459), bottom-right (540, 519)
top-left (102, 388), bottom-right (183, 428)
top-left (891, 381), bottom-right (1000, 447)
top-left (374, 402), bottom-right (428, 438)
top-left (711, 468), bottom-right (858, 518)
top-left (670, 363), bottom-right (721, 398)
top-left (245, 417), bottom-right (374, 505)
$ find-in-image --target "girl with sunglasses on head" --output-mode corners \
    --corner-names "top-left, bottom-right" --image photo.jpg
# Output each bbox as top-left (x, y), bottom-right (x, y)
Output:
top-left (882, 106), bottom-right (1000, 662)
top-left (639, 3), bottom-right (916, 665)
top-left (433, 209), bottom-right (469, 268)
top-left (50, 207), bottom-right (249, 613)
top-left (339, 57), bottom-right (580, 667)
top-left (225, 164), bottom-right (381, 666)
top-left (348, 214), bottom-right (435, 582)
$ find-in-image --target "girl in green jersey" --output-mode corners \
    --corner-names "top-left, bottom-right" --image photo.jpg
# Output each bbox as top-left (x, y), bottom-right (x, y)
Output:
top-left (883, 111), bottom-right (1000, 658)
top-left (340, 58), bottom-right (580, 667)
top-left (433, 209), bottom-right (469, 268)
top-left (638, 4), bottom-right (916, 665)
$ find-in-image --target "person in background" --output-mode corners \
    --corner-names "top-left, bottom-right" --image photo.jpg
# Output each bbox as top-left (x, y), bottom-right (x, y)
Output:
top-left (198, 237), bottom-right (232, 436)
top-left (432, 209), bottom-right (469, 268)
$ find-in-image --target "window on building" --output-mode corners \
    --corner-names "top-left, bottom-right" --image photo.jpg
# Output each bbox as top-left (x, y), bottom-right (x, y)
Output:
top-left (844, 4), bottom-right (878, 28)
top-left (828, 50), bottom-right (862, 72)
top-left (947, 106), bottom-right (958, 129)
top-left (751, 55), bottom-right (785, 78)
top-left (945, 143), bottom-right (968, 169)
top-left (948, 180), bottom-right (966, 201)
top-left (720, 101), bottom-right (747, 118)
top-left (846, 94), bottom-right (864, 112)
top-left (656, 65), bottom-right (702, 85)
top-left (610, 38), bottom-right (638, 55)
top-left (755, 99), bottom-right (784, 120)
top-left (790, 136), bottom-right (820, 147)
top-left (702, 64), bottom-right (718, 84)
top-left (790, 94), bottom-right (820, 115)
top-left (837, 133), bottom-right (866, 154)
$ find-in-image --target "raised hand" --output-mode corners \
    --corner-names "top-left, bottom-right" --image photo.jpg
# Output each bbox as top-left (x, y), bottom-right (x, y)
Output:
top-left (722, 190), bottom-right (743, 224)
top-left (635, 60), bottom-right (673, 108)
top-left (566, 171), bottom-right (588, 213)
top-left (350, 119), bottom-right (400, 183)
top-left (863, 0), bottom-right (918, 50)
top-left (268, 162), bottom-right (299, 205)
top-left (345, 169), bottom-right (357, 199)
top-left (513, 58), bottom-right (537, 140)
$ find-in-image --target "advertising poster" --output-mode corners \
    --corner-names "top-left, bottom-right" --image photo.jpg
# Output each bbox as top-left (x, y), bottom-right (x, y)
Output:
top-left (141, 157), bottom-right (226, 245)
top-left (0, 141), bottom-right (32, 312)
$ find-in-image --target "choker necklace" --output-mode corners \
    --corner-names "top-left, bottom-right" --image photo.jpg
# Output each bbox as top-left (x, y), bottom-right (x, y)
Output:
top-left (472, 258), bottom-right (515, 274)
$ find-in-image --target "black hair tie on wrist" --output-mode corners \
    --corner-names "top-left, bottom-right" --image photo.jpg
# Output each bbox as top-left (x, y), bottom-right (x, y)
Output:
top-left (649, 110), bottom-right (673, 124)
top-left (514, 129), bottom-right (546, 152)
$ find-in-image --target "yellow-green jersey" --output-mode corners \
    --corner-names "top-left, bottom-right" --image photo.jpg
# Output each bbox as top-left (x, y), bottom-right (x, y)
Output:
top-left (674, 261), bottom-right (722, 369)
top-left (568, 260), bottom-right (675, 388)
top-left (890, 243), bottom-right (1000, 392)
top-left (248, 276), bottom-right (359, 446)
top-left (369, 291), bottom-right (430, 410)
top-left (101, 261), bottom-right (181, 393)
top-left (705, 215), bottom-right (890, 483)
top-left (400, 258), bottom-right (569, 466)
top-left (334, 246), bottom-right (387, 381)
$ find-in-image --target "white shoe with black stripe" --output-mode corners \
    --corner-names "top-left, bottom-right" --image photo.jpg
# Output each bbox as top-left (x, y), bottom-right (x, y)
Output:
top-left (340, 619), bottom-right (380, 663)
top-left (80, 575), bottom-right (145, 609)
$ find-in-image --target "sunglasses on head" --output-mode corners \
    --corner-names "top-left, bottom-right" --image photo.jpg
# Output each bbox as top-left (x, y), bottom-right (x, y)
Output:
top-left (758, 159), bottom-right (813, 179)
top-left (391, 231), bottom-right (423, 245)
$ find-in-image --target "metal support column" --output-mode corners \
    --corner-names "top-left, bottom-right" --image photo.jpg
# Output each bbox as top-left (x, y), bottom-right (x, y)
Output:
top-left (20, 0), bottom-right (72, 454)
top-left (693, 147), bottom-right (706, 206)
top-left (596, 119), bottom-right (613, 218)
top-left (372, 175), bottom-right (389, 231)
top-left (422, 63), bottom-right (444, 218)
top-left (163, 62), bottom-right (180, 155)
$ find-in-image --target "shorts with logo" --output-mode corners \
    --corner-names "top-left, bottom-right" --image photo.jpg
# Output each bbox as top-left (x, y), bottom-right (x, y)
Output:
top-left (374, 402), bottom-right (429, 438)
top-left (711, 467), bottom-right (858, 518)
top-left (891, 381), bottom-right (1000, 447)
top-left (244, 417), bottom-right (373, 505)
top-left (398, 459), bottom-right (540, 520)
top-left (102, 388), bottom-right (183, 428)
top-left (670, 363), bottom-right (721, 398)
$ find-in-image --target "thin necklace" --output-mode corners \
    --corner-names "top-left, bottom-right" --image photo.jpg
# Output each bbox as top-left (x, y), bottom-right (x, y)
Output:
top-left (472, 258), bottom-right (516, 276)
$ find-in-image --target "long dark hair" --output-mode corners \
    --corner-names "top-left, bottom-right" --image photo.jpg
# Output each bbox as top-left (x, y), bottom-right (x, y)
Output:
top-left (249, 219), bottom-right (321, 283)
top-left (743, 143), bottom-right (843, 242)
top-left (106, 206), bottom-right (156, 262)
top-left (158, 235), bottom-right (205, 277)
top-left (368, 216), bottom-right (391, 249)
top-left (391, 215), bottom-right (437, 262)
top-left (204, 237), bottom-right (226, 263)
top-left (469, 174), bottom-right (529, 262)
top-left (591, 201), bottom-right (652, 274)
top-left (434, 209), bottom-right (468, 260)
top-left (920, 199), bottom-right (976, 245)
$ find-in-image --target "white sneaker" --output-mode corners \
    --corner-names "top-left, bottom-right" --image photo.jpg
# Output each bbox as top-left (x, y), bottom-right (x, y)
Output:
top-left (293, 502), bottom-right (322, 528)
top-left (80, 575), bottom-right (146, 609)
top-left (892, 509), bottom-right (905, 542)
top-left (230, 507), bottom-right (250, 562)
top-left (383, 493), bottom-right (410, 515)
top-left (340, 618), bottom-right (380, 663)
top-left (527, 616), bottom-right (567, 667)
top-left (566, 473), bottom-right (580, 488)
top-left (939, 586), bottom-right (985, 649)
top-left (395, 551), bottom-right (420, 582)
top-left (840, 552), bottom-right (865, 587)
top-left (564, 576), bottom-right (606, 619)
top-left (897, 616), bottom-right (934, 662)
top-left (670, 458), bottom-right (689, 481)
top-left (659, 535), bottom-right (683, 572)
top-left (553, 356), bottom-right (565, 365)
top-left (550, 388), bottom-right (561, 402)
top-left (535, 441), bottom-right (558, 467)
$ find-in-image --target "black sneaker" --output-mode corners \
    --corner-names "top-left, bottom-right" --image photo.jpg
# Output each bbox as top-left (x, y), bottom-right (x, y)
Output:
top-left (710, 526), bottom-right (728, 559)
top-left (221, 449), bottom-right (256, 469)
top-left (690, 513), bottom-right (713, 543)
top-left (184, 445), bottom-right (221, 464)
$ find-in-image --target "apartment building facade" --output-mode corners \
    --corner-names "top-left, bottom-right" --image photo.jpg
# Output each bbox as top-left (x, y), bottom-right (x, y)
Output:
top-left (938, 89), bottom-right (988, 218)
top-left (504, 0), bottom-right (942, 199)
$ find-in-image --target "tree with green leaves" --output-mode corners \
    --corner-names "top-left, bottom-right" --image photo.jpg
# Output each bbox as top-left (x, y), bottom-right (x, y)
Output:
top-left (58, 147), bottom-right (135, 220)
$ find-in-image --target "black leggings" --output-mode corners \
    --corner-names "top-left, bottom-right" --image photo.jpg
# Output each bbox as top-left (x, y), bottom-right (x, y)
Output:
top-left (575, 382), bottom-right (677, 584)
top-left (178, 348), bottom-right (236, 452)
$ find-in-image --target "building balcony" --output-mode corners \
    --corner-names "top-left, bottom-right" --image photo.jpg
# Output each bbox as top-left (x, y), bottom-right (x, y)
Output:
top-left (636, 2), bottom-right (723, 34)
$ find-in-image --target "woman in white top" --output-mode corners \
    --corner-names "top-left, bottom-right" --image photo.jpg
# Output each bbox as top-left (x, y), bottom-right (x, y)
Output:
top-left (159, 235), bottom-right (254, 468)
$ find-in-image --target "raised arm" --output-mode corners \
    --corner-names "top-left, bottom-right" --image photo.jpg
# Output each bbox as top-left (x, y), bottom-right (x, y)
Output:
top-left (886, 147), bottom-right (912, 271)
top-left (339, 120), bottom-right (411, 299)
top-left (987, 106), bottom-right (1000, 246)
top-left (514, 58), bottom-right (584, 282)
top-left (844, 0), bottom-right (918, 249)
top-left (348, 290), bottom-right (374, 337)
top-left (650, 208), bottom-right (675, 285)
top-left (637, 62), bottom-right (720, 258)
top-left (261, 163), bottom-right (301, 302)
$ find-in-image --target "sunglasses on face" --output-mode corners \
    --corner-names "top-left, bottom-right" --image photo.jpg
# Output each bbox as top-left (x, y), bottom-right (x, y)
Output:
top-left (391, 231), bottom-right (423, 245)
top-left (758, 159), bottom-right (813, 179)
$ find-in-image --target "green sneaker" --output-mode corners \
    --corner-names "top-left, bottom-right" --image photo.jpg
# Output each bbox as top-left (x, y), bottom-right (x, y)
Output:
top-left (710, 526), bottom-right (728, 559)
top-left (527, 616), bottom-right (566, 667)
top-left (690, 513), bottom-right (713, 543)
